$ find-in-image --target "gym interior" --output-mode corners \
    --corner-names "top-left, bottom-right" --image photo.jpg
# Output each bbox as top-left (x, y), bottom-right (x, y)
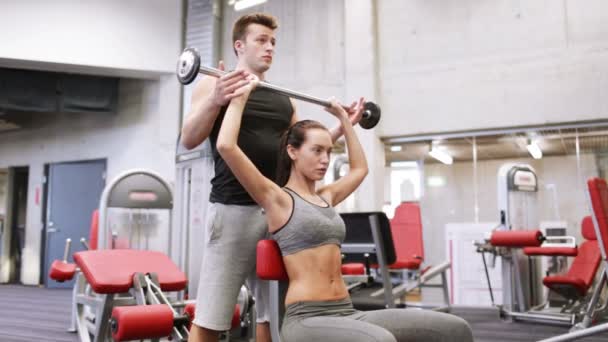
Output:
top-left (1, 1), bottom-right (608, 341)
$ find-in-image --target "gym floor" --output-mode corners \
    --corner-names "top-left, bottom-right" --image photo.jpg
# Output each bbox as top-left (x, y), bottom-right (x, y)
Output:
top-left (1, 284), bottom-right (607, 342)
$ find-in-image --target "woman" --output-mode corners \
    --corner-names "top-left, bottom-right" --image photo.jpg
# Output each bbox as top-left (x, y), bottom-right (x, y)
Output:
top-left (216, 77), bottom-right (473, 342)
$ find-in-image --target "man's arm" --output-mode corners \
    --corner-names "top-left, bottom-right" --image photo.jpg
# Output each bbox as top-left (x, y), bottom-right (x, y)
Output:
top-left (181, 77), bottom-right (221, 149)
top-left (328, 100), bottom-right (362, 144)
top-left (181, 64), bottom-right (251, 150)
top-left (288, 98), bottom-right (362, 144)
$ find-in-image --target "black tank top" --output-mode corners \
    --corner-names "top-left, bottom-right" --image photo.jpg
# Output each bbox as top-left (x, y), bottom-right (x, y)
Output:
top-left (209, 87), bottom-right (293, 204)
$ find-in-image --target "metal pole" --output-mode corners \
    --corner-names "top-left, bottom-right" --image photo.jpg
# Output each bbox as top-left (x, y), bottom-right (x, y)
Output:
top-left (369, 214), bottom-right (395, 308)
top-left (197, 66), bottom-right (362, 114)
top-left (481, 252), bottom-right (495, 305)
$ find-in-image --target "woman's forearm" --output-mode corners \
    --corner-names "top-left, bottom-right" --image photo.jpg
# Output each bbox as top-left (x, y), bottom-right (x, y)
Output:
top-left (217, 95), bottom-right (248, 151)
top-left (339, 116), bottom-right (368, 173)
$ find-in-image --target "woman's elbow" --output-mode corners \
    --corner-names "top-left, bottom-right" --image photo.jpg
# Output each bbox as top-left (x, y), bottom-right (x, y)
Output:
top-left (216, 142), bottom-right (234, 156)
top-left (354, 167), bottom-right (369, 180)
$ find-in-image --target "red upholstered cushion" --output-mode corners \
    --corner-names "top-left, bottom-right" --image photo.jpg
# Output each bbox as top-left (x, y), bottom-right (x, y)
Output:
top-left (566, 240), bottom-right (601, 290)
top-left (111, 304), bottom-right (174, 341)
top-left (89, 209), bottom-right (99, 250)
top-left (73, 250), bottom-right (187, 294)
top-left (49, 260), bottom-right (77, 282)
top-left (541, 240), bottom-right (601, 299)
top-left (581, 216), bottom-right (596, 241)
top-left (370, 257), bottom-right (422, 270)
top-left (375, 202), bottom-right (425, 271)
top-left (588, 178), bottom-right (608, 258)
top-left (524, 247), bottom-right (578, 257)
top-left (184, 303), bottom-right (196, 330)
top-left (232, 304), bottom-right (241, 330)
top-left (256, 240), bottom-right (288, 281)
top-left (391, 202), bottom-right (425, 262)
top-left (389, 257), bottom-right (422, 270)
top-left (490, 230), bottom-right (543, 247)
top-left (341, 263), bottom-right (365, 275)
top-left (543, 275), bottom-right (588, 299)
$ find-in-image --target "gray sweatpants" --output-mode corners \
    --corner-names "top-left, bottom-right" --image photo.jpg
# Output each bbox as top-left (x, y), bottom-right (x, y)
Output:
top-left (281, 298), bottom-right (474, 342)
top-left (193, 202), bottom-right (270, 331)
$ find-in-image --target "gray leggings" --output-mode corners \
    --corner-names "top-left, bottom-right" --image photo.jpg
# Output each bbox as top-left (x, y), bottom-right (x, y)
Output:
top-left (281, 298), bottom-right (473, 342)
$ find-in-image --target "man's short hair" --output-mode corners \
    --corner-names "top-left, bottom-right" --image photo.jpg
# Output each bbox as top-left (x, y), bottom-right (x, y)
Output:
top-left (232, 13), bottom-right (278, 56)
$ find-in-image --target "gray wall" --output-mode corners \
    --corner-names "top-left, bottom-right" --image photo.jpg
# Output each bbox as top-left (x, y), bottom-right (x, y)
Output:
top-left (0, 0), bottom-right (182, 78)
top-left (377, 0), bottom-right (608, 137)
top-left (219, 0), bottom-right (608, 138)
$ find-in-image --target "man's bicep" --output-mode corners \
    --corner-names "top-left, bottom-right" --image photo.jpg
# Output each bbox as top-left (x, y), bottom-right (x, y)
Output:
top-left (289, 98), bottom-right (298, 124)
top-left (189, 76), bottom-right (216, 109)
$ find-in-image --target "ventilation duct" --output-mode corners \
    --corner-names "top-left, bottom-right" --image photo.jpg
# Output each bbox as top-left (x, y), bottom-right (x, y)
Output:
top-left (0, 68), bottom-right (118, 113)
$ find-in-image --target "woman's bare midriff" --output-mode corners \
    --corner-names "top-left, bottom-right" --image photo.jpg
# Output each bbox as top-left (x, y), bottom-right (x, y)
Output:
top-left (283, 244), bottom-right (349, 305)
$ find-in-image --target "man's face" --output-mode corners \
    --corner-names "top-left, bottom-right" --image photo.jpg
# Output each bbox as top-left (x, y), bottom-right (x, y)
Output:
top-left (236, 23), bottom-right (276, 73)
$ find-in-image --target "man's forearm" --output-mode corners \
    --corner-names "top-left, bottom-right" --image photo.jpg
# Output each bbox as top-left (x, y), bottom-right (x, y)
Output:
top-left (329, 120), bottom-right (355, 143)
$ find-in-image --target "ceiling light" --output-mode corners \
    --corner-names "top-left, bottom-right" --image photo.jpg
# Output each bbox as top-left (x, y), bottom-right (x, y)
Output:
top-left (234, 0), bottom-right (267, 11)
top-left (390, 145), bottom-right (402, 152)
top-left (429, 147), bottom-right (453, 165)
top-left (427, 176), bottom-right (446, 187)
top-left (390, 161), bottom-right (418, 168)
top-left (526, 140), bottom-right (543, 159)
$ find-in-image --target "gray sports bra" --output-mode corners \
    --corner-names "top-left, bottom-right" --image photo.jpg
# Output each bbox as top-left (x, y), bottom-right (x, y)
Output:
top-left (272, 187), bottom-right (346, 256)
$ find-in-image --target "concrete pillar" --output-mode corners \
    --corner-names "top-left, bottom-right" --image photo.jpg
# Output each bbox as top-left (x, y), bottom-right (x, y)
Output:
top-left (344, 0), bottom-right (385, 211)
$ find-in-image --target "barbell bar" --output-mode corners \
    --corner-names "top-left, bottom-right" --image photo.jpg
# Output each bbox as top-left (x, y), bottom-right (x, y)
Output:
top-left (176, 47), bottom-right (381, 129)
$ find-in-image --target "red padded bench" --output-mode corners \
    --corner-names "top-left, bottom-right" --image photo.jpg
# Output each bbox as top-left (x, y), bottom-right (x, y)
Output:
top-left (74, 249), bottom-right (187, 294)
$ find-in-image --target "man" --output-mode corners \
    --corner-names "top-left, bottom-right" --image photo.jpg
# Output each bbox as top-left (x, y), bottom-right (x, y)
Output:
top-left (182, 13), bottom-right (363, 342)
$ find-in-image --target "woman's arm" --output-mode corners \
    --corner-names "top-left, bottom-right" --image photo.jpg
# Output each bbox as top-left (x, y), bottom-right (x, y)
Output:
top-left (317, 98), bottom-right (368, 206)
top-left (215, 80), bottom-right (288, 213)
top-left (327, 100), bottom-right (363, 144)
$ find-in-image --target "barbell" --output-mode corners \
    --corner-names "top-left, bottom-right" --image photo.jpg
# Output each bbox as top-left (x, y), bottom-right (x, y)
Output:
top-left (176, 47), bottom-right (381, 129)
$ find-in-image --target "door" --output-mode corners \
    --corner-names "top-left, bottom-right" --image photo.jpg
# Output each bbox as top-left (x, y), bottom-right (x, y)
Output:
top-left (0, 169), bottom-right (9, 281)
top-left (9, 167), bottom-right (28, 283)
top-left (44, 160), bottom-right (105, 288)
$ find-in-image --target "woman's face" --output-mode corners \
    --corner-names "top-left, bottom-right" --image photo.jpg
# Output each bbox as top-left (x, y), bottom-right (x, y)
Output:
top-left (289, 128), bottom-right (332, 181)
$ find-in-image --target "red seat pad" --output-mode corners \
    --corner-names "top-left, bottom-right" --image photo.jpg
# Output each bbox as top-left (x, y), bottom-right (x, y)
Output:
top-left (341, 263), bottom-right (365, 275)
top-left (388, 202), bottom-right (425, 270)
top-left (490, 230), bottom-right (543, 247)
top-left (542, 240), bottom-right (601, 299)
top-left (565, 241), bottom-right (601, 290)
top-left (49, 260), bottom-right (77, 282)
top-left (543, 276), bottom-right (588, 299)
top-left (581, 216), bottom-right (597, 241)
top-left (73, 250), bottom-right (187, 294)
top-left (388, 258), bottom-right (422, 270)
top-left (524, 247), bottom-right (578, 257)
top-left (257, 240), bottom-right (288, 281)
top-left (370, 257), bottom-right (422, 270)
top-left (588, 178), bottom-right (608, 257)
